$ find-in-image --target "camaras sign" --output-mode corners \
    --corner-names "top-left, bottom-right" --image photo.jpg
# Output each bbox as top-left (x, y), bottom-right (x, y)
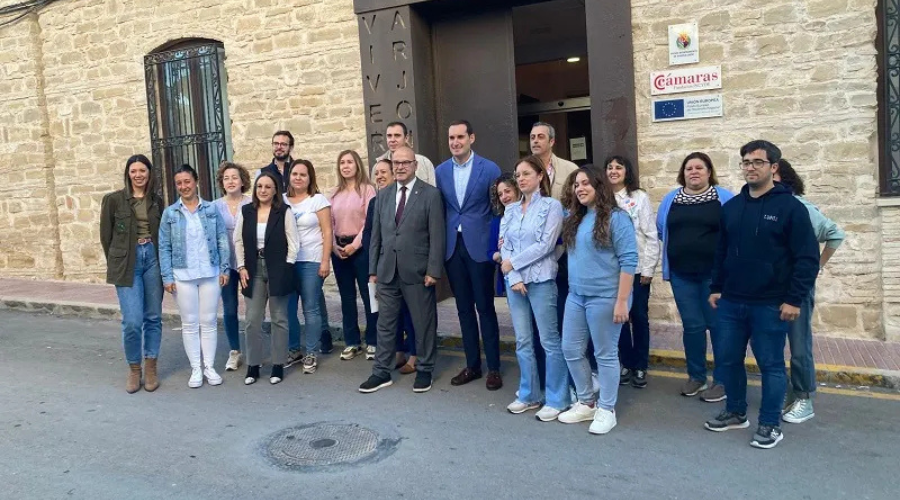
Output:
top-left (650, 66), bottom-right (721, 96)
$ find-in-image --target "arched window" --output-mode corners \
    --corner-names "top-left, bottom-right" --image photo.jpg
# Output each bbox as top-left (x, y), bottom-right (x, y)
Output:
top-left (144, 39), bottom-right (233, 201)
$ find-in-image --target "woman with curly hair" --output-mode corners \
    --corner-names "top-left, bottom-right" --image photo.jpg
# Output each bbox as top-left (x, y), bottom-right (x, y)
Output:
top-left (487, 173), bottom-right (522, 296)
top-left (213, 161), bottom-right (252, 371)
top-left (499, 156), bottom-right (569, 421)
top-left (557, 165), bottom-right (637, 435)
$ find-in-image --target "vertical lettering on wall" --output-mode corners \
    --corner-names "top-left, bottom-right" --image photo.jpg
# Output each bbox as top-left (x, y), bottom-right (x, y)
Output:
top-left (369, 45), bottom-right (375, 65)
top-left (392, 41), bottom-right (407, 61)
top-left (392, 10), bottom-right (406, 30)
top-left (397, 101), bottom-right (413, 120)
top-left (369, 104), bottom-right (383, 124)
top-left (397, 70), bottom-right (407, 90)
top-left (366, 74), bottom-right (381, 93)
top-left (362, 14), bottom-right (376, 35)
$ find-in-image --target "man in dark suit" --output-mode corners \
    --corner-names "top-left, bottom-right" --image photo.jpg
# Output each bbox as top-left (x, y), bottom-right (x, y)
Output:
top-left (435, 120), bottom-right (503, 391)
top-left (359, 147), bottom-right (446, 394)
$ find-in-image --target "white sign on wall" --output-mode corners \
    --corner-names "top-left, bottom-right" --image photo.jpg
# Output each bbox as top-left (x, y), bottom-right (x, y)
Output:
top-left (651, 66), bottom-right (721, 96)
top-left (652, 94), bottom-right (723, 123)
top-left (668, 22), bottom-right (699, 65)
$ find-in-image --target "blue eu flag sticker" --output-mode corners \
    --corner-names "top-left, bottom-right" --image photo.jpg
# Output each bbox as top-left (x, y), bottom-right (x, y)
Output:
top-left (653, 99), bottom-right (685, 121)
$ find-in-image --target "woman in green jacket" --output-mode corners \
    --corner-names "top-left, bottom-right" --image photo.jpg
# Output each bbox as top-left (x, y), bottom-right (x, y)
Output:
top-left (774, 159), bottom-right (845, 424)
top-left (99, 154), bottom-right (165, 394)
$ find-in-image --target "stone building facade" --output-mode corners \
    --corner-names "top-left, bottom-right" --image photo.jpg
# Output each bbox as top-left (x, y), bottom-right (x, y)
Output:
top-left (0, 0), bottom-right (895, 340)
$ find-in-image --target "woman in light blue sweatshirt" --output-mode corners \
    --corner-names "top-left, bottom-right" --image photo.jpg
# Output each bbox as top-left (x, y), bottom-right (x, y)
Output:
top-left (774, 160), bottom-right (845, 424)
top-left (557, 166), bottom-right (638, 435)
top-left (500, 157), bottom-right (569, 421)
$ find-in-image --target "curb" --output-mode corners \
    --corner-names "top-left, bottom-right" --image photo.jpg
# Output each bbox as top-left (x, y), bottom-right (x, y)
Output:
top-left (3, 297), bottom-right (898, 390)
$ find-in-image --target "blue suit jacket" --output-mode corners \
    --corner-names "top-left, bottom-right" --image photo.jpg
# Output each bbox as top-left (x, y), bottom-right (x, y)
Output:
top-left (435, 153), bottom-right (502, 263)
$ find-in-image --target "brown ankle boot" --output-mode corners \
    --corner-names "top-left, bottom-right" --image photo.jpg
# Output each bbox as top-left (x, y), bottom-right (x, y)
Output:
top-left (144, 358), bottom-right (159, 392)
top-left (126, 364), bottom-right (142, 394)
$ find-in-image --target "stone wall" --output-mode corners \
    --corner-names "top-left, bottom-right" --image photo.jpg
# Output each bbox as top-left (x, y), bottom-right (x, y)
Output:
top-left (631, 0), bottom-right (883, 339)
top-left (0, 0), bottom-right (366, 283)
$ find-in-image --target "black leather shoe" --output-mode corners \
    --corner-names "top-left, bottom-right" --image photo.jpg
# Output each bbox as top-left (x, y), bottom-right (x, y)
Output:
top-left (450, 367), bottom-right (482, 386)
top-left (486, 371), bottom-right (503, 391)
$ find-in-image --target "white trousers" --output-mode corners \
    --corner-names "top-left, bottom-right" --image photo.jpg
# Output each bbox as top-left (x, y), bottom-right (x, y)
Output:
top-left (175, 277), bottom-right (221, 369)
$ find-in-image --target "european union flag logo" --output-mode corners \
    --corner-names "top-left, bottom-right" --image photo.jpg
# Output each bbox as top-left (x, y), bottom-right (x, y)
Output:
top-left (653, 99), bottom-right (685, 120)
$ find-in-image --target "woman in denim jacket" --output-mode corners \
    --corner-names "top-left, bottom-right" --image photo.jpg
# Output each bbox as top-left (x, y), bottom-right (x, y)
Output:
top-left (158, 165), bottom-right (231, 389)
top-left (500, 156), bottom-right (569, 421)
top-left (99, 154), bottom-right (164, 393)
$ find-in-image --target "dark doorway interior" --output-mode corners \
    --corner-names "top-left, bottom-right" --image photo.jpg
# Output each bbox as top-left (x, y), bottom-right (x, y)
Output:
top-left (513, 0), bottom-right (593, 166)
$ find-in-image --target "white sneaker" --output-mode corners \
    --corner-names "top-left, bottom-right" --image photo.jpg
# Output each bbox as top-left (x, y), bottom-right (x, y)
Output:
top-left (225, 350), bottom-right (242, 371)
top-left (535, 406), bottom-right (562, 422)
top-left (506, 400), bottom-right (541, 414)
top-left (204, 367), bottom-right (223, 386)
top-left (366, 345), bottom-right (376, 360)
top-left (589, 408), bottom-right (617, 435)
top-left (188, 368), bottom-right (203, 388)
top-left (558, 401), bottom-right (596, 423)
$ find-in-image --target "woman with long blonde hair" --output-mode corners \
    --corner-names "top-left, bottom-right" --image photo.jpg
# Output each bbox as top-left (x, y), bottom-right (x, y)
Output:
top-left (329, 150), bottom-right (378, 361)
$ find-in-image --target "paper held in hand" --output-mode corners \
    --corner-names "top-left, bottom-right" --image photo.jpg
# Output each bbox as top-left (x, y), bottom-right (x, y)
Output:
top-left (368, 282), bottom-right (379, 313)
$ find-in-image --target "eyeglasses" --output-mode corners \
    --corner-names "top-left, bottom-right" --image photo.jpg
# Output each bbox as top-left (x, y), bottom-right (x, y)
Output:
top-left (738, 159), bottom-right (771, 169)
top-left (392, 160), bottom-right (416, 167)
top-left (272, 142), bottom-right (290, 148)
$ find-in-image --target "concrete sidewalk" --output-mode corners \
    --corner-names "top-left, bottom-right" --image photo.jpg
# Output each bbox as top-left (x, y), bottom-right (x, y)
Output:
top-left (1, 277), bottom-right (898, 389)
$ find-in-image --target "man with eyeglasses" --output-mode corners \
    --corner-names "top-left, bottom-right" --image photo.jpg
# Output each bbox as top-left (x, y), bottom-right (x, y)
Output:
top-left (435, 120), bottom-right (503, 391)
top-left (375, 121), bottom-right (436, 186)
top-left (258, 131), bottom-right (295, 192)
top-left (704, 140), bottom-right (819, 450)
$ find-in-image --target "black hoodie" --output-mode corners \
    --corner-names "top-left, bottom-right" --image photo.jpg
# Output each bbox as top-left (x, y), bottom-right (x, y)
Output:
top-left (710, 182), bottom-right (819, 307)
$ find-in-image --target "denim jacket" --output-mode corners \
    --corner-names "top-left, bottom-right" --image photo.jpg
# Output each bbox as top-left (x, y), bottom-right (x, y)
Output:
top-left (158, 198), bottom-right (230, 284)
top-left (500, 192), bottom-right (564, 286)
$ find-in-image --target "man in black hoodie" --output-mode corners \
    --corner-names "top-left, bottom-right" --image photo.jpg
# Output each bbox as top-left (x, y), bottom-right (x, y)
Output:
top-left (704, 140), bottom-right (819, 449)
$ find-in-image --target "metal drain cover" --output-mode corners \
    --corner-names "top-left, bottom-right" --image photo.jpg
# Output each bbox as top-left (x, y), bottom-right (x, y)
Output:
top-left (263, 422), bottom-right (395, 470)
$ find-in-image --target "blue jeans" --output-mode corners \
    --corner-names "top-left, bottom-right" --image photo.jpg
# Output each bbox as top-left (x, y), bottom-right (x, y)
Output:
top-left (788, 291), bottom-right (816, 397)
top-left (619, 274), bottom-right (650, 370)
top-left (287, 262), bottom-right (325, 353)
top-left (563, 293), bottom-right (628, 411)
top-left (114, 242), bottom-right (163, 365)
top-left (332, 250), bottom-right (377, 347)
top-left (670, 272), bottom-right (722, 383)
top-left (717, 298), bottom-right (789, 426)
top-left (506, 280), bottom-right (569, 410)
top-left (220, 268), bottom-right (241, 351)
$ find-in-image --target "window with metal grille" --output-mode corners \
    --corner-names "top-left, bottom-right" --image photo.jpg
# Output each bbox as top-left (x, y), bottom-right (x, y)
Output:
top-left (144, 40), bottom-right (233, 202)
top-left (879, 1), bottom-right (900, 196)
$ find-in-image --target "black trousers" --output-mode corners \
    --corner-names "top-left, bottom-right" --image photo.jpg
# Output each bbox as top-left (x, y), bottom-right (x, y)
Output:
top-left (446, 236), bottom-right (501, 371)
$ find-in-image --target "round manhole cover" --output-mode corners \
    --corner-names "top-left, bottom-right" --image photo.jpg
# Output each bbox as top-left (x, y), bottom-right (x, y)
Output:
top-left (263, 422), bottom-right (396, 470)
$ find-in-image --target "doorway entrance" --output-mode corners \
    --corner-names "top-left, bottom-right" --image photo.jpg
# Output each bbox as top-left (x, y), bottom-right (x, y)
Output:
top-left (514, 0), bottom-right (593, 166)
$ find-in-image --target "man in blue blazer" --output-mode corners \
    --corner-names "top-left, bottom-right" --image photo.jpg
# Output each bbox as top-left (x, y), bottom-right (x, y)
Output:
top-left (435, 120), bottom-right (503, 391)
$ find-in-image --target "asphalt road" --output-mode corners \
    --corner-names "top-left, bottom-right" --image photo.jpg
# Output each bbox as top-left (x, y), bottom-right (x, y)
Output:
top-left (1, 311), bottom-right (897, 500)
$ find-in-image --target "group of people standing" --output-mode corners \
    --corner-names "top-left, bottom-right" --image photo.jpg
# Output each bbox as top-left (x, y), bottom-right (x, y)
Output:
top-left (100, 118), bottom-right (843, 450)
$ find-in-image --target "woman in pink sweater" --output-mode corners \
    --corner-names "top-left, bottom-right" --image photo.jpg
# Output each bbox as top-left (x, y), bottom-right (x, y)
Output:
top-left (330, 150), bottom-right (378, 361)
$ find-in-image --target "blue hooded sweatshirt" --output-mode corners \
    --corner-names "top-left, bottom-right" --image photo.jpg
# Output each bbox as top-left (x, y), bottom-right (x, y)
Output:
top-left (709, 182), bottom-right (819, 307)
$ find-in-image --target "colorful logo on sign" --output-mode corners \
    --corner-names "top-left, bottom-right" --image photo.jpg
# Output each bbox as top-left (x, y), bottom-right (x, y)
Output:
top-left (676, 31), bottom-right (691, 49)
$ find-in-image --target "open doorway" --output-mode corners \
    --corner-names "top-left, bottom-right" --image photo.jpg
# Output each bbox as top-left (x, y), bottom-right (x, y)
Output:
top-left (513, 0), bottom-right (593, 166)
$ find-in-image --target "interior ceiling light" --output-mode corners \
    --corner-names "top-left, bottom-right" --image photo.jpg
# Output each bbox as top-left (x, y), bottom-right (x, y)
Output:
top-left (567, 57), bottom-right (581, 63)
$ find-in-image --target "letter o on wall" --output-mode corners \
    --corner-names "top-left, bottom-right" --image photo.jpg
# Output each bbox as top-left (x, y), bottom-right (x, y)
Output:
top-left (396, 100), bottom-right (413, 119)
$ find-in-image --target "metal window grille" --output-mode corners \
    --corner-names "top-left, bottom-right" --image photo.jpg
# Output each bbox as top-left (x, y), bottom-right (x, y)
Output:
top-left (880, 0), bottom-right (900, 195)
top-left (144, 42), bottom-right (232, 202)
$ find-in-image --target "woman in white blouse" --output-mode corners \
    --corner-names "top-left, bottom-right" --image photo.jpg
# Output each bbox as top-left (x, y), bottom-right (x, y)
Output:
top-left (606, 155), bottom-right (660, 390)
top-left (284, 159), bottom-right (333, 376)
